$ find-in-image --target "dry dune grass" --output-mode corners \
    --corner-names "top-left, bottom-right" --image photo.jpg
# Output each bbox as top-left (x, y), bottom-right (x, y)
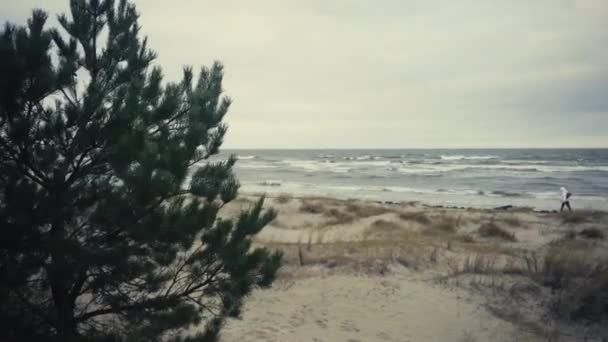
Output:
top-left (362, 219), bottom-right (412, 241)
top-left (298, 200), bottom-right (357, 226)
top-left (271, 239), bottom-right (434, 274)
top-left (579, 227), bottom-right (604, 240)
top-left (561, 211), bottom-right (588, 224)
top-left (477, 222), bottom-right (517, 242)
top-left (453, 234), bottom-right (476, 244)
top-left (371, 219), bottom-right (402, 231)
top-left (299, 200), bottom-right (326, 214)
top-left (239, 194), bottom-right (608, 339)
top-left (500, 215), bottom-right (524, 228)
top-left (325, 208), bottom-right (355, 225)
top-left (423, 216), bottom-right (460, 235)
top-left (399, 211), bottom-right (431, 224)
top-left (344, 202), bottom-right (392, 218)
top-left (444, 234), bottom-right (608, 327)
top-left (274, 193), bottom-right (292, 204)
top-left (298, 199), bottom-right (396, 228)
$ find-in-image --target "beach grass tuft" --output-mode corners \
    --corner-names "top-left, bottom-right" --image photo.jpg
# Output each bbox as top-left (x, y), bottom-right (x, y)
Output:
top-left (399, 211), bottom-right (431, 225)
top-left (561, 212), bottom-right (587, 224)
top-left (579, 227), bottom-right (604, 240)
top-left (477, 222), bottom-right (516, 242)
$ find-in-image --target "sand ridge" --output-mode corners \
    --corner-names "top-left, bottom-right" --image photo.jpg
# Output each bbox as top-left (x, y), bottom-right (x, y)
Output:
top-left (206, 194), bottom-right (608, 341)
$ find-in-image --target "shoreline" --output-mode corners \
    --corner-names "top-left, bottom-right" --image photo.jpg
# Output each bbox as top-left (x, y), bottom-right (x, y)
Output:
top-left (242, 191), bottom-right (608, 215)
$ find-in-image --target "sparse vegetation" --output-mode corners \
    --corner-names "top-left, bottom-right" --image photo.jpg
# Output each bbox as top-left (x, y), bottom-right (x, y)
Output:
top-left (477, 222), bottom-right (517, 242)
top-left (256, 196), bottom-right (608, 339)
top-left (275, 193), bottom-right (292, 204)
top-left (299, 200), bottom-right (355, 225)
top-left (325, 208), bottom-right (355, 225)
top-left (345, 202), bottom-right (391, 218)
top-left (457, 254), bottom-right (498, 274)
top-left (455, 234), bottom-right (476, 243)
top-left (300, 200), bottom-right (326, 214)
top-left (501, 215), bottom-right (523, 227)
top-left (399, 211), bottom-right (431, 225)
top-left (579, 227), bottom-right (604, 240)
top-left (561, 212), bottom-right (587, 224)
top-left (563, 272), bottom-right (608, 321)
top-left (424, 216), bottom-right (459, 235)
top-left (369, 219), bottom-right (402, 235)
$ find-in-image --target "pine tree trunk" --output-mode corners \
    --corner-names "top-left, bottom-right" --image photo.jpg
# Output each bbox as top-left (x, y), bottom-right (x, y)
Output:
top-left (48, 216), bottom-right (77, 338)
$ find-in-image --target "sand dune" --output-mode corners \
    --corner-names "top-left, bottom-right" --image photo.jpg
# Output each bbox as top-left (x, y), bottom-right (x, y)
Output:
top-left (221, 268), bottom-right (534, 342)
top-left (209, 194), bottom-right (608, 341)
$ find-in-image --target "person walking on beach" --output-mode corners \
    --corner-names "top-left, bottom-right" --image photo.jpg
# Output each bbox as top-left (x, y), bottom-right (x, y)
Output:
top-left (560, 187), bottom-right (572, 212)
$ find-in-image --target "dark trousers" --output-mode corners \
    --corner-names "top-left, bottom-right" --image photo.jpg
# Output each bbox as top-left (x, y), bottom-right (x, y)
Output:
top-left (561, 201), bottom-right (572, 212)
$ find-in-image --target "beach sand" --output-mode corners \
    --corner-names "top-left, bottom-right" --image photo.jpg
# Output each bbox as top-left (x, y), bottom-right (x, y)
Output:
top-left (209, 194), bottom-right (608, 341)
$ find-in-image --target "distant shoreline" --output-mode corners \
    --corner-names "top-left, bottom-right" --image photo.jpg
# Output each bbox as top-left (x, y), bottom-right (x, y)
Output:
top-left (241, 191), bottom-right (608, 215)
top-left (223, 147), bottom-right (608, 151)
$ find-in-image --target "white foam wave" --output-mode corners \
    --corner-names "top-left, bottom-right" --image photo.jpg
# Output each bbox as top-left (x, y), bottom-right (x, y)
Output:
top-left (236, 157), bottom-right (608, 174)
top-left (236, 155), bottom-right (256, 160)
top-left (395, 164), bottom-right (608, 174)
top-left (281, 159), bottom-right (351, 173)
top-left (440, 155), bottom-right (499, 160)
top-left (236, 162), bottom-right (277, 169)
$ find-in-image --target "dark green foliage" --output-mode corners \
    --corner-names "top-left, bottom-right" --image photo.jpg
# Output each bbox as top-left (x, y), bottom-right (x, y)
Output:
top-left (0, 1), bottom-right (281, 340)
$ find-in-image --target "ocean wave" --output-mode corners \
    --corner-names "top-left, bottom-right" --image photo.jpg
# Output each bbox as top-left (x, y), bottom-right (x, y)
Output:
top-left (489, 190), bottom-right (525, 198)
top-left (236, 155), bottom-right (257, 160)
top-left (342, 155), bottom-right (382, 161)
top-left (281, 159), bottom-right (351, 173)
top-left (440, 155), bottom-right (499, 161)
top-left (394, 164), bottom-right (608, 174)
top-left (236, 157), bottom-right (608, 175)
top-left (236, 162), bottom-right (277, 169)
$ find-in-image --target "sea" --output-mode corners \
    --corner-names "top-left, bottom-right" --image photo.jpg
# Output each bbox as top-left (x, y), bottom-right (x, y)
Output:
top-left (211, 149), bottom-right (608, 211)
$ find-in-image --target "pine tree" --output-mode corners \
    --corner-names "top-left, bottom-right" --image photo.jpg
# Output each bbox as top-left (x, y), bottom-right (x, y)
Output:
top-left (0, 1), bottom-right (282, 340)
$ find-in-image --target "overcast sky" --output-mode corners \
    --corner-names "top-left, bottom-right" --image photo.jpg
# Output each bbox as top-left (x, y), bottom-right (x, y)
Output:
top-left (3, 0), bottom-right (608, 148)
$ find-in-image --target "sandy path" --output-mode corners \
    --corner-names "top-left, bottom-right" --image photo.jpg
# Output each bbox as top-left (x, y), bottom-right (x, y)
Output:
top-left (220, 269), bottom-right (536, 342)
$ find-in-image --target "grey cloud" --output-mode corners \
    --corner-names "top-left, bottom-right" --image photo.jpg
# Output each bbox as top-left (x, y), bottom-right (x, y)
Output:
top-left (2, 0), bottom-right (607, 147)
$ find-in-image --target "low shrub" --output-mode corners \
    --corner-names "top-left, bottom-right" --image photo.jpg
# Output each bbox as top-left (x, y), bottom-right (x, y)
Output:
top-left (579, 228), bottom-right (604, 240)
top-left (477, 222), bottom-right (516, 242)
top-left (275, 193), bottom-right (292, 204)
top-left (399, 211), bottom-right (431, 225)
top-left (561, 212), bottom-right (587, 224)
top-left (300, 200), bottom-right (325, 214)
top-left (345, 203), bottom-right (390, 218)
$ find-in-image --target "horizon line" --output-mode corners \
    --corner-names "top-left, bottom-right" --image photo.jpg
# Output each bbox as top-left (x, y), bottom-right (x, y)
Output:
top-left (223, 147), bottom-right (608, 150)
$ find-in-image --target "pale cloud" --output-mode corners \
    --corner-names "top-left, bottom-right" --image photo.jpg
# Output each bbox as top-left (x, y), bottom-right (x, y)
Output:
top-left (3, 0), bottom-right (607, 147)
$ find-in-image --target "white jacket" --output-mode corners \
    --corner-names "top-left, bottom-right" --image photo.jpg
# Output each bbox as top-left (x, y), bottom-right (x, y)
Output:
top-left (560, 187), bottom-right (569, 202)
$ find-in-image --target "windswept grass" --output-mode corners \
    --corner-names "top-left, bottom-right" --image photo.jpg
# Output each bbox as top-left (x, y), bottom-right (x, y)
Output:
top-left (275, 193), bottom-right (292, 204)
top-left (579, 227), bottom-right (604, 240)
top-left (424, 216), bottom-right (460, 235)
top-left (454, 234), bottom-right (476, 244)
top-left (299, 200), bottom-right (325, 214)
top-left (345, 202), bottom-right (391, 218)
top-left (371, 219), bottom-right (401, 231)
top-left (399, 211), bottom-right (431, 225)
top-left (563, 272), bottom-right (608, 321)
top-left (500, 215), bottom-right (523, 228)
top-left (299, 200), bottom-right (355, 226)
top-left (477, 222), bottom-right (517, 242)
top-left (362, 219), bottom-right (411, 241)
top-left (325, 208), bottom-right (355, 225)
top-left (561, 212), bottom-right (587, 224)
